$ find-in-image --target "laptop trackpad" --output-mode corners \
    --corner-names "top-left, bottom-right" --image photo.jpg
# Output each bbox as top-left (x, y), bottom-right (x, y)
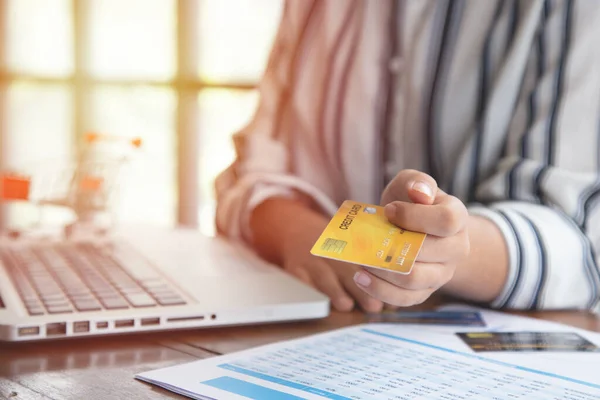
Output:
top-left (175, 273), bottom-right (312, 308)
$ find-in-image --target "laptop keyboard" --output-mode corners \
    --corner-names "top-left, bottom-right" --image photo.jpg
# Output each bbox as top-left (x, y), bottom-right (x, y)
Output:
top-left (0, 242), bottom-right (187, 316)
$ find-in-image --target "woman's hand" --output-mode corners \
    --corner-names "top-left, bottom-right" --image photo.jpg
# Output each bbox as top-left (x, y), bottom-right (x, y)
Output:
top-left (280, 209), bottom-right (385, 313)
top-left (353, 169), bottom-right (470, 306)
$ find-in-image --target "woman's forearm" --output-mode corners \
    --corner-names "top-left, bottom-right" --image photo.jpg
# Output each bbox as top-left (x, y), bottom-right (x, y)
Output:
top-left (249, 197), bottom-right (324, 265)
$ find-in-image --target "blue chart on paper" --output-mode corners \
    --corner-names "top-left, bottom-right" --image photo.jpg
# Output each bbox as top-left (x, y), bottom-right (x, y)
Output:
top-left (199, 328), bottom-right (600, 400)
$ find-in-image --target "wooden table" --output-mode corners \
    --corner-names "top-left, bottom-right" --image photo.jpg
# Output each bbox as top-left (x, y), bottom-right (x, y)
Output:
top-left (1, 300), bottom-right (599, 400)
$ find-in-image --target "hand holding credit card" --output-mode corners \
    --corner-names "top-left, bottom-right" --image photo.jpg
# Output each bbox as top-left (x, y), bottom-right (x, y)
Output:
top-left (310, 201), bottom-right (427, 274)
top-left (307, 170), bottom-right (469, 309)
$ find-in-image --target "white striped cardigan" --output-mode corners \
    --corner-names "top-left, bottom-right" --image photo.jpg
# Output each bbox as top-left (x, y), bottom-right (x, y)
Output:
top-left (216, 0), bottom-right (600, 312)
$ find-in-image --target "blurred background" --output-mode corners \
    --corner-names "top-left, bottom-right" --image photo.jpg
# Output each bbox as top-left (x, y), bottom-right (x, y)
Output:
top-left (0, 0), bottom-right (283, 235)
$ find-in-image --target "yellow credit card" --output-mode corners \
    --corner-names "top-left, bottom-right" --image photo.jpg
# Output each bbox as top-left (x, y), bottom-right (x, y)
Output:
top-left (310, 200), bottom-right (427, 274)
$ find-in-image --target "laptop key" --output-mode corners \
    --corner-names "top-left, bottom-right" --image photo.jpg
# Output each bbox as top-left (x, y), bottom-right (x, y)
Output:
top-left (24, 302), bottom-right (43, 311)
top-left (100, 297), bottom-right (129, 310)
top-left (93, 290), bottom-right (121, 299)
top-left (66, 289), bottom-right (93, 297)
top-left (73, 299), bottom-right (102, 311)
top-left (43, 300), bottom-right (70, 308)
top-left (22, 295), bottom-right (39, 303)
top-left (38, 290), bottom-right (64, 298)
top-left (70, 293), bottom-right (95, 300)
top-left (148, 286), bottom-right (176, 294)
top-left (47, 305), bottom-right (73, 314)
top-left (26, 303), bottom-right (45, 313)
top-left (151, 290), bottom-right (183, 300)
top-left (156, 295), bottom-right (186, 306)
top-left (115, 282), bottom-right (141, 292)
top-left (41, 294), bottom-right (67, 301)
top-left (140, 278), bottom-right (167, 287)
top-left (124, 293), bottom-right (156, 308)
top-left (119, 285), bottom-right (144, 292)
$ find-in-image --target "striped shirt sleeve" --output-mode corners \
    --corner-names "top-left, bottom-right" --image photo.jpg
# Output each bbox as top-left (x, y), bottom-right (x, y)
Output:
top-left (471, 0), bottom-right (600, 312)
top-left (214, 1), bottom-right (338, 243)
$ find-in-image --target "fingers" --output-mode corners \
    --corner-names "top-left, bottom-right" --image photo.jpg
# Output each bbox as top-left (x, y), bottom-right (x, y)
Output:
top-left (287, 267), bottom-right (314, 286)
top-left (339, 269), bottom-right (384, 313)
top-left (287, 260), bottom-right (387, 313)
top-left (366, 262), bottom-right (453, 291)
top-left (384, 195), bottom-right (468, 237)
top-left (354, 269), bottom-right (435, 307)
top-left (414, 230), bottom-right (470, 263)
top-left (303, 261), bottom-right (355, 312)
top-left (381, 169), bottom-right (438, 206)
top-left (358, 169), bottom-right (468, 309)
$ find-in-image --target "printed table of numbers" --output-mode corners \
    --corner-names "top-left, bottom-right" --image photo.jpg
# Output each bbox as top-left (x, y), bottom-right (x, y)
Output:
top-left (217, 328), bottom-right (600, 400)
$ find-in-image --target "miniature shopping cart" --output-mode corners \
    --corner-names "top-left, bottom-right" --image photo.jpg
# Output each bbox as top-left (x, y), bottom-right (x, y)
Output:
top-left (0, 133), bottom-right (142, 238)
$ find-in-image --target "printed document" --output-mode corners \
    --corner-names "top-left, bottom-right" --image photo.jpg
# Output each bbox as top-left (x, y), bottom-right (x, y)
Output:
top-left (137, 310), bottom-right (600, 399)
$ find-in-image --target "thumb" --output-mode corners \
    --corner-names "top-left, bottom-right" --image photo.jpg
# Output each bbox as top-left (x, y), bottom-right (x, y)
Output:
top-left (406, 179), bottom-right (437, 205)
top-left (381, 169), bottom-right (438, 206)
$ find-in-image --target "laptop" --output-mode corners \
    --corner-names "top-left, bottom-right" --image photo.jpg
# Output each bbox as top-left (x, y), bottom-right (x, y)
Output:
top-left (0, 225), bottom-right (329, 341)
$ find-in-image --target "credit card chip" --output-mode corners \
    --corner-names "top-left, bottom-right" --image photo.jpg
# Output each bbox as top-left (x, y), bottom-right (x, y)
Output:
top-left (321, 238), bottom-right (347, 254)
